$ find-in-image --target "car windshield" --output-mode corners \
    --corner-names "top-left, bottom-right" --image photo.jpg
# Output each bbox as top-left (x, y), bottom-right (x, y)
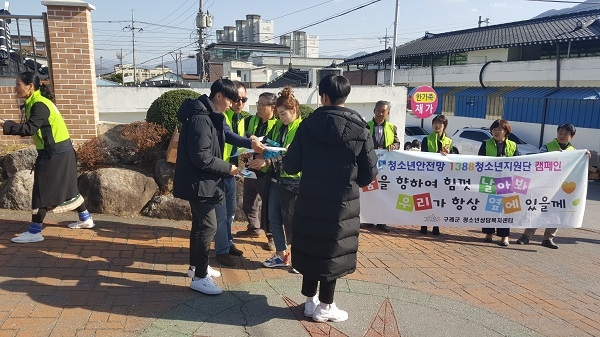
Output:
top-left (507, 133), bottom-right (526, 144)
top-left (405, 126), bottom-right (429, 136)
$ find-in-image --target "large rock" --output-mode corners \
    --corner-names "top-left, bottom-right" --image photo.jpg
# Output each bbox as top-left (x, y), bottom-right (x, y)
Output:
top-left (78, 168), bottom-right (158, 216)
top-left (154, 159), bottom-right (175, 193)
top-left (141, 195), bottom-right (191, 221)
top-left (0, 170), bottom-right (34, 210)
top-left (2, 147), bottom-right (37, 179)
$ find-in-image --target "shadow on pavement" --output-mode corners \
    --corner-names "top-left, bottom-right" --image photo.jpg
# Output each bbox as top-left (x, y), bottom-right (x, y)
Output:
top-left (0, 218), bottom-right (271, 323)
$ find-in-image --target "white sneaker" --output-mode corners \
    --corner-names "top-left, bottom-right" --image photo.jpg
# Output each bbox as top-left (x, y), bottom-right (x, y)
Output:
top-left (11, 231), bottom-right (44, 243)
top-left (207, 265), bottom-right (221, 278)
top-left (312, 302), bottom-right (348, 322)
top-left (68, 218), bottom-right (95, 229)
top-left (190, 276), bottom-right (222, 295)
top-left (187, 265), bottom-right (221, 278)
top-left (304, 295), bottom-right (320, 317)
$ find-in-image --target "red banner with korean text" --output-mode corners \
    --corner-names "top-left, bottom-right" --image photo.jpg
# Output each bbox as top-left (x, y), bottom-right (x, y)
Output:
top-left (360, 150), bottom-right (588, 228)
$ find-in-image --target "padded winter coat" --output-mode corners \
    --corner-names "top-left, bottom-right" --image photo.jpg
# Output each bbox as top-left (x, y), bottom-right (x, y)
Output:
top-left (283, 105), bottom-right (378, 282)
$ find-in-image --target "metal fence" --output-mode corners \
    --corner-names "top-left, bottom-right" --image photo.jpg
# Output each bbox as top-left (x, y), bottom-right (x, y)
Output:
top-left (0, 12), bottom-right (50, 78)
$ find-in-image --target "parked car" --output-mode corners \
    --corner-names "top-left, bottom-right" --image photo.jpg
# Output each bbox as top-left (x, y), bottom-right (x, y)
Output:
top-left (451, 127), bottom-right (541, 155)
top-left (404, 125), bottom-right (429, 150)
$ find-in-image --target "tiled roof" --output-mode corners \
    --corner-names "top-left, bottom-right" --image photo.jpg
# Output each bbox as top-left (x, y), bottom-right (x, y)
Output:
top-left (342, 9), bottom-right (600, 66)
top-left (257, 69), bottom-right (309, 88)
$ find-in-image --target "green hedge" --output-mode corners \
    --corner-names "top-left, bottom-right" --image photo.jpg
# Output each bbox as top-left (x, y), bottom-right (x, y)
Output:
top-left (146, 89), bottom-right (199, 134)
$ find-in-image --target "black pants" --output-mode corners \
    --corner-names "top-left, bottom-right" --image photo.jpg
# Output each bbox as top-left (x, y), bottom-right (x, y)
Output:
top-left (280, 183), bottom-right (298, 245)
top-left (189, 201), bottom-right (218, 278)
top-left (242, 174), bottom-right (267, 231)
top-left (482, 227), bottom-right (510, 237)
top-left (301, 277), bottom-right (337, 304)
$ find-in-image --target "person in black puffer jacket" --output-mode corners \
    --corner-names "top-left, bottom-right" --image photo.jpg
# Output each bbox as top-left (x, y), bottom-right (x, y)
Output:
top-left (283, 75), bottom-right (378, 323)
top-left (173, 79), bottom-right (241, 296)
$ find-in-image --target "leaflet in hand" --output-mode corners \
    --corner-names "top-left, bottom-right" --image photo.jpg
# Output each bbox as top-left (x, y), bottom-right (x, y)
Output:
top-left (231, 146), bottom-right (286, 157)
top-left (238, 168), bottom-right (257, 179)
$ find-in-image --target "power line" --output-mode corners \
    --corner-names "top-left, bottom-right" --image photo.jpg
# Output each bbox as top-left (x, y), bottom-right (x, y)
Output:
top-left (152, 0), bottom-right (193, 25)
top-left (267, 0), bottom-right (335, 21)
top-left (263, 0), bottom-right (383, 43)
top-left (526, 0), bottom-right (600, 3)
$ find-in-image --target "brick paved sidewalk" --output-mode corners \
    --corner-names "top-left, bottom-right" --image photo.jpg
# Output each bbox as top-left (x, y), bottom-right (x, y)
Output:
top-left (0, 208), bottom-right (599, 336)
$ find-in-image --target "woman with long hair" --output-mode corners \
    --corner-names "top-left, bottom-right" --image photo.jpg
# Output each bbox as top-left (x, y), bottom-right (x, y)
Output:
top-left (0, 72), bottom-right (94, 243)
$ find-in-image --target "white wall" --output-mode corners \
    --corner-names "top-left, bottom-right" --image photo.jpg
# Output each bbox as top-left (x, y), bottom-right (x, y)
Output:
top-left (406, 114), bottom-right (600, 166)
top-left (389, 57), bottom-right (600, 87)
top-left (97, 85), bottom-right (407, 142)
top-left (466, 49), bottom-right (509, 64)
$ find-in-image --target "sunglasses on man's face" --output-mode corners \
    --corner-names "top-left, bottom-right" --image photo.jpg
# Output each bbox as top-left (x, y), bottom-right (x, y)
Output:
top-left (236, 97), bottom-right (248, 103)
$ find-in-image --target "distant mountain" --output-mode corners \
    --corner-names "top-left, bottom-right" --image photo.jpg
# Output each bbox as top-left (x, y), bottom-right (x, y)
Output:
top-left (320, 51), bottom-right (369, 60)
top-left (160, 58), bottom-right (198, 75)
top-left (534, 0), bottom-right (600, 19)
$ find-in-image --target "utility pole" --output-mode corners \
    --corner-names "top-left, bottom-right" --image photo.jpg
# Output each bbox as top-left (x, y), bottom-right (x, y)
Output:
top-left (170, 50), bottom-right (181, 84)
top-left (124, 10), bottom-right (142, 84)
top-left (196, 0), bottom-right (212, 82)
top-left (478, 16), bottom-right (489, 28)
top-left (390, 0), bottom-right (400, 87)
top-left (116, 49), bottom-right (123, 84)
top-left (378, 28), bottom-right (391, 49)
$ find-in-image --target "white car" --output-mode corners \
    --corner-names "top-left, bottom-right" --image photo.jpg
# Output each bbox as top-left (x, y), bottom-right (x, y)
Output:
top-left (403, 125), bottom-right (429, 150)
top-left (451, 127), bottom-right (541, 155)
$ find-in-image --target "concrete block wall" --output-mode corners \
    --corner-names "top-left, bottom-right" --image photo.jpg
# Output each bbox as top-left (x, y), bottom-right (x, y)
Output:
top-left (0, 0), bottom-right (98, 146)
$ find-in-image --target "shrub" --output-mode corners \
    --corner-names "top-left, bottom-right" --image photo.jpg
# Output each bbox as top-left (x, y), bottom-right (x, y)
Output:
top-left (120, 121), bottom-right (168, 151)
top-left (146, 89), bottom-right (199, 133)
top-left (299, 104), bottom-right (314, 120)
top-left (76, 137), bottom-right (109, 171)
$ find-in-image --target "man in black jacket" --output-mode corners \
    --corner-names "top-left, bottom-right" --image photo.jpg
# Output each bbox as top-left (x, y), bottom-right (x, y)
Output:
top-left (173, 79), bottom-right (241, 295)
top-left (283, 75), bottom-right (378, 322)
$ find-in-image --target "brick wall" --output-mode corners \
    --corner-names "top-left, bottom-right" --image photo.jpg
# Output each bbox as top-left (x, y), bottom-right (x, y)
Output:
top-left (0, 2), bottom-right (98, 147)
top-left (45, 4), bottom-right (98, 144)
top-left (208, 63), bottom-right (224, 82)
top-left (0, 85), bottom-right (26, 145)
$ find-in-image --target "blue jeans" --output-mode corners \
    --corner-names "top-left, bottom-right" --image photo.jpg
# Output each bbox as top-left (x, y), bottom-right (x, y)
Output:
top-left (214, 176), bottom-right (236, 255)
top-left (268, 181), bottom-right (286, 252)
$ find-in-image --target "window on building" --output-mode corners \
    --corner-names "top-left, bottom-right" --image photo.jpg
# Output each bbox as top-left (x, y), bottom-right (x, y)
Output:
top-left (237, 70), bottom-right (241, 77)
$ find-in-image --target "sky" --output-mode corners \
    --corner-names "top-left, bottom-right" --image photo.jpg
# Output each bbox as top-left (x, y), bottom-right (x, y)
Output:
top-left (7, 0), bottom-right (584, 74)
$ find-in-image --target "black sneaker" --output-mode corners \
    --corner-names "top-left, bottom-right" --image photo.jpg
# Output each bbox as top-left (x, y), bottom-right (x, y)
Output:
top-left (236, 229), bottom-right (263, 238)
top-left (263, 238), bottom-right (275, 251)
top-left (432, 226), bottom-right (440, 235)
top-left (216, 253), bottom-right (235, 266)
top-left (376, 224), bottom-right (390, 233)
top-left (229, 244), bottom-right (244, 256)
top-left (516, 236), bottom-right (529, 245)
top-left (420, 226), bottom-right (428, 234)
top-left (542, 239), bottom-right (559, 249)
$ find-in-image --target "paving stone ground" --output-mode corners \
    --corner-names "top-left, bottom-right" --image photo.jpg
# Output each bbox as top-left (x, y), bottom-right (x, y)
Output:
top-left (0, 182), bottom-right (599, 336)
